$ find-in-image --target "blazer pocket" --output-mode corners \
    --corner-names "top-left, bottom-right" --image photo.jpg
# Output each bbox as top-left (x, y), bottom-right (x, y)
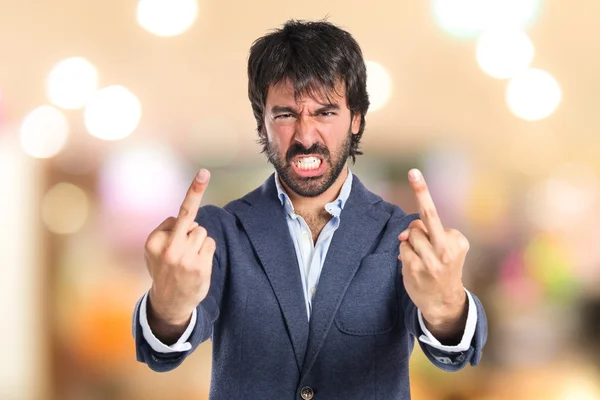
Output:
top-left (334, 252), bottom-right (399, 336)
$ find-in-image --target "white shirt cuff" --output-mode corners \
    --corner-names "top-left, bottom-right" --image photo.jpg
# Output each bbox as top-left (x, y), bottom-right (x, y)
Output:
top-left (139, 291), bottom-right (196, 354)
top-left (417, 288), bottom-right (477, 353)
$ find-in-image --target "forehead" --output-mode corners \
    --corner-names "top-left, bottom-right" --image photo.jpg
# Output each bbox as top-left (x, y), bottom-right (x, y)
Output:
top-left (266, 79), bottom-right (347, 106)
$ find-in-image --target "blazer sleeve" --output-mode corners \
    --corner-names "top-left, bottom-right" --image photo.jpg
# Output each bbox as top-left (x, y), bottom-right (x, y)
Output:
top-left (397, 213), bottom-right (488, 372)
top-left (133, 205), bottom-right (228, 372)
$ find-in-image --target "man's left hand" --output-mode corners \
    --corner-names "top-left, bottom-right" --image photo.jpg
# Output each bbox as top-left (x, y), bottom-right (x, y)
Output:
top-left (398, 168), bottom-right (469, 340)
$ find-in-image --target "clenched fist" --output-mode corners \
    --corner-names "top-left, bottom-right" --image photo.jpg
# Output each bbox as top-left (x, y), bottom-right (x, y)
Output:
top-left (144, 169), bottom-right (216, 333)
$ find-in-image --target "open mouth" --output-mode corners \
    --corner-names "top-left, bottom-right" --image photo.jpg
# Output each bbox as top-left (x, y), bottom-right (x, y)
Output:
top-left (290, 155), bottom-right (326, 177)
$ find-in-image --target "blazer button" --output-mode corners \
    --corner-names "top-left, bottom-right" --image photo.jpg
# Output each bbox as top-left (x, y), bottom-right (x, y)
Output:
top-left (300, 386), bottom-right (314, 399)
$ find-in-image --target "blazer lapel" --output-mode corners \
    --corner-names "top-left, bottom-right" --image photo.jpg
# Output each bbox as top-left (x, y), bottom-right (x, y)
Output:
top-left (236, 175), bottom-right (310, 372)
top-left (301, 176), bottom-right (390, 378)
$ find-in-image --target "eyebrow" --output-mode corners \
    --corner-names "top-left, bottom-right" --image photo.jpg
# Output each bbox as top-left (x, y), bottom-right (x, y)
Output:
top-left (271, 106), bottom-right (297, 115)
top-left (270, 104), bottom-right (341, 115)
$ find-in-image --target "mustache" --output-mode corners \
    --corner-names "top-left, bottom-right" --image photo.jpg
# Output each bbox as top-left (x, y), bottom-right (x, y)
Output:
top-left (285, 142), bottom-right (330, 163)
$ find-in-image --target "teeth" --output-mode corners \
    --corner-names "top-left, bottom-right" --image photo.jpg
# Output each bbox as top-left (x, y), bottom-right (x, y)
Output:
top-left (296, 156), bottom-right (321, 170)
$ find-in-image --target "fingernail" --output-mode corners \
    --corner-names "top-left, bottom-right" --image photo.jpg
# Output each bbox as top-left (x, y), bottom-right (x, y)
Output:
top-left (196, 169), bottom-right (209, 183)
top-left (399, 229), bottom-right (408, 237)
top-left (408, 169), bottom-right (422, 182)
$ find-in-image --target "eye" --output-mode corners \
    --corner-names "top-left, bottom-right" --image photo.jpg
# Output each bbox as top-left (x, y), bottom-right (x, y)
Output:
top-left (320, 111), bottom-right (336, 117)
top-left (274, 113), bottom-right (294, 120)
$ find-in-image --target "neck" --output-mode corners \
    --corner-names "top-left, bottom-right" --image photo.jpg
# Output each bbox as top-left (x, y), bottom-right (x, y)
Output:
top-left (281, 165), bottom-right (349, 214)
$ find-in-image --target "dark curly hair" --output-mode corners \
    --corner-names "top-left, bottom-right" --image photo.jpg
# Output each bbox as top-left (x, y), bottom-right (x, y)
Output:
top-left (247, 19), bottom-right (370, 163)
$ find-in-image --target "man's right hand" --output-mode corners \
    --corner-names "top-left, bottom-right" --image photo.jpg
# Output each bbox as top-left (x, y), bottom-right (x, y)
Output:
top-left (144, 169), bottom-right (216, 335)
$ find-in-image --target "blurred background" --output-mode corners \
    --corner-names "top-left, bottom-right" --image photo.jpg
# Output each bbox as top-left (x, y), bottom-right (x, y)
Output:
top-left (1, 0), bottom-right (600, 399)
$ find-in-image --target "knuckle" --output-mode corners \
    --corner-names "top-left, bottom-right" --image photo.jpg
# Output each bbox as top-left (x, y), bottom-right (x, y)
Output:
top-left (195, 226), bottom-right (208, 237)
top-left (162, 248), bottom-right (181, 266)
top-left (178, 206), bottom-right (190, 218)
top-left (412, 225), bottom-right (426, 236)
top-left (144, 235), bottom-right (156, 252)
top-left (202, 237), bottom-right (216, 252)
top-left (438, 248), bottom-right (452, 264)
top-left (420, 206), bottom-right (438, 220)
top-left (205, 236), bottom-right (216, 248)
top-left (448, 229), bottom-right (469, 251)
top-left (459, 236), bottom-right (470, 251)
top-left (399, 249), bottom-right (411, 262)
top-left (403, 257), bottom-right (418, 272)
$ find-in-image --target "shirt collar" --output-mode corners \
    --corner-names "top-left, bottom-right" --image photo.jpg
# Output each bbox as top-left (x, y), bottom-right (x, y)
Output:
top-left (275, 170), bottom-right (353, 218)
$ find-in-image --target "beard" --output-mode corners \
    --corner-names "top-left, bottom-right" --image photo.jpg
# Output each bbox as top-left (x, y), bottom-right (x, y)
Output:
top-left (266, 131), bottom-right (352, 198)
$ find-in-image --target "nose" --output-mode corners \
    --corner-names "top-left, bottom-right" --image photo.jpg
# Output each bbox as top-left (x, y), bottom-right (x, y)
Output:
top-left (293, 115), bottom-right (319, 149)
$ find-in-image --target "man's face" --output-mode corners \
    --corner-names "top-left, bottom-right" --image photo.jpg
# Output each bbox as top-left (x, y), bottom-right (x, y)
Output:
top-left (263, 80), bottom-right (361, 198)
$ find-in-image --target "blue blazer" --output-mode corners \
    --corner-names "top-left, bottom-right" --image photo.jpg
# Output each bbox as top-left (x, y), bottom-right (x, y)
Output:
top-left (133, 174), bottom-right (487, 399)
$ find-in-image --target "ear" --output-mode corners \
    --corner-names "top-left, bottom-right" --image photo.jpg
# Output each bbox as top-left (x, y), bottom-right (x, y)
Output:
top-left (351, 112), bottom-right (361, 135)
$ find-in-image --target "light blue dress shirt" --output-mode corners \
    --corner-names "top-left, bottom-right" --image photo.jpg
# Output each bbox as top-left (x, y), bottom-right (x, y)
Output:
top-left (274, 171), bottom-right (353, 319)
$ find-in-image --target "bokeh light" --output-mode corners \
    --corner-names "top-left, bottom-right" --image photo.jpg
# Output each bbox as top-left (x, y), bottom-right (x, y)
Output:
top-left (42, 183), bottom-right (89, 234)
top-left (19, 105), bottom-right (69, 158)
top-left (432, 0), bottom-right (541, 38)
top-left (137, 0), bottom-right (199, 37)
top-left (45, 57), bottom-right (98, 110)
top-left (476, 28), bottom-right (534, 79)
top-left (84, 85), bottom-right (142, 140)
top-left (98, 142), bottom-right (188, 248)
top-left (506, 68), bottom-right (562, 121)
top-left (366, 60), bottom-right (392, 112)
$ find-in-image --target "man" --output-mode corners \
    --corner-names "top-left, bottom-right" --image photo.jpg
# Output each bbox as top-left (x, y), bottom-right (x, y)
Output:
top-left (133, 19), bottom-right (487, 399)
